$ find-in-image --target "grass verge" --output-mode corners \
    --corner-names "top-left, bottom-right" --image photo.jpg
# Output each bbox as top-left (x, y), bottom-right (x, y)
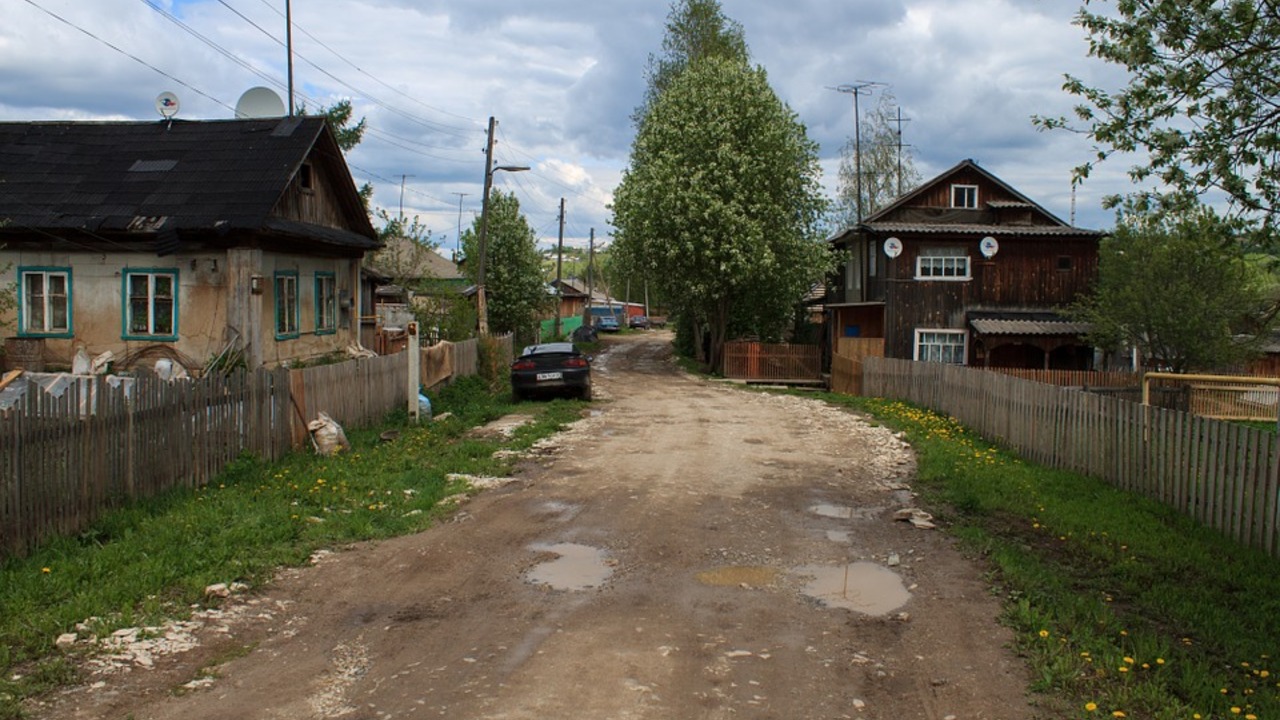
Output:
top-left (806, 391), bottom-right (1280, 720)
top-left (0, 377), bottom-right (587, 719)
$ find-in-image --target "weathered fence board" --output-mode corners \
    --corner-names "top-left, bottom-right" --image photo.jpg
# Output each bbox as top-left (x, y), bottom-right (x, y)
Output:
top-left (0, 341), bottom-right (502, 560)
top-left (723, 342), bottom-right (821, 383)
top-left (862, 357), bottom-right (1280, 557)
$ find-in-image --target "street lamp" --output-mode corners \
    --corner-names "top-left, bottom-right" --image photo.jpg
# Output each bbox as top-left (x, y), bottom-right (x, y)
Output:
top-left (476, 116), bottom-right (529, 336)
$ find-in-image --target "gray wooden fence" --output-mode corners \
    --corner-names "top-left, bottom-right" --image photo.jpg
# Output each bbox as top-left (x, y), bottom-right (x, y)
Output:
top-left (0, 336), bottom-right (512, 560)
top-left (863, 357), bottom-right (1280, 557)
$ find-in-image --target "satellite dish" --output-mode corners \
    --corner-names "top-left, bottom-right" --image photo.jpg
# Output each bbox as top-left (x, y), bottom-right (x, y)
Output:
top-left (234, 87), bottom-right (285, 119)
top-left (980, 236), bottom-right (1000, 258)
top-left (883, 237), bottom-right (903, 258)
top-left (155, 91), bottom-right (180, 118)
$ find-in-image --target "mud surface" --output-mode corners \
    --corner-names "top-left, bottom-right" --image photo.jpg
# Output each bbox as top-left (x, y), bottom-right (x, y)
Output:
top-left (32, 332), bottom-right (1034, 719)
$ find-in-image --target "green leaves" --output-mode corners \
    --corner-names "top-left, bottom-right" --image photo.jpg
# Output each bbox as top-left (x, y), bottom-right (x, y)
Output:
top-left (614, 53), bottom-right (829, 365)
top-left (1071, 199), bottom-right (1272, 371)
top-left (1049, 1), bottom-right (1280, 228)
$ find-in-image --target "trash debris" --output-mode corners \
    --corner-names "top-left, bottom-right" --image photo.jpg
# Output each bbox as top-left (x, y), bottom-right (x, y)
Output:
top-left (346, 343), bottom-right (377, 359)
top-left (893, 508), bottom-right (936, 529)
top-left (308, 412), bottom-right (350, 456)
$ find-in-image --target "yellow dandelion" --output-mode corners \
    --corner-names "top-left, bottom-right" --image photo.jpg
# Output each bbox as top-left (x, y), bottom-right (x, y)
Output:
top-left (1124, 656), bottom-right (1135, 664)
top-left (1112, 712), bottom-right (1126, 718)
top-left (1156, 658), bottom-right (1165, 665)
top-left (1246, 715), bottom-right (1257, 720)
top-left (1230, 707), bottom-right (1241, 714)
top-left (1260, 670), bottom-right (1270, 678)
top-left (1118, 666), bottom-right (1129, 673)
top-left (1038, 630), bottom-right (1050, 638)
top-left (41, 567), bottom-right (51, 574)
top-left (1084, 701), bottom-right (1098, 712)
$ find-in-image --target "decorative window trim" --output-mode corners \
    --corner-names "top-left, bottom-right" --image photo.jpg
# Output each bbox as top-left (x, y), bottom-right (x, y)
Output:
top-left (951, 184), bottom-right (978, 209)
top-left (915, 246), bottom-right (971, 281)
top-left (914, 328), bottom-right (968, 365)
top-left (274, 271), bottom-right (300, 340)
top-left (314, 272), bottom-right (337, 335)
top-left (121, 268), bottom-right (179, 341)
top-left (17, 266), bottom-right (73, 338)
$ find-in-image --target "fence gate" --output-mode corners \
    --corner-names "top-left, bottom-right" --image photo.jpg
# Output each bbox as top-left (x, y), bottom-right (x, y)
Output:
top-left (722, 342), bottom-right (822, 383)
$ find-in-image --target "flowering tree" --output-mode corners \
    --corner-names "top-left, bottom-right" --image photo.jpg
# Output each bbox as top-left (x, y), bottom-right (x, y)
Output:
top-left (612, 55), bottom-right (829, 370)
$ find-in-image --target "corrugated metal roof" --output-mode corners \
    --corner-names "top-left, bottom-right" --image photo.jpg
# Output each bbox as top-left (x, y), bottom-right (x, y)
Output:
top-left (970, 318), bottom-right (1092, 336)
top-left (866, 222), bottom-right (1099, 237)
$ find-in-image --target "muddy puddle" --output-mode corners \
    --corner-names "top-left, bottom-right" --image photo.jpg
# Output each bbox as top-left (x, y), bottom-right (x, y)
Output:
top-left (798, 561), bottom-right (910, 615)
top-left (526, 543), bottom-right (612, 590)
top-left (809, 503), bottom-right (883, 520)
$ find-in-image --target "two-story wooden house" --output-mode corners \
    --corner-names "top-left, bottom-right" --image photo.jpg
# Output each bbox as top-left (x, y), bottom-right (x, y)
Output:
top-left (828, 159), bottom-right (1104, 369)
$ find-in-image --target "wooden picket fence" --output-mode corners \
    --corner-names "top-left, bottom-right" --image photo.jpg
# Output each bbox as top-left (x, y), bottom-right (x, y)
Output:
top-left (863, 357), bottom-right (1280, 557)
top-left (723, 341), bottom-right (822, 383)
top-left (0, 336), bottom-right (508, 560)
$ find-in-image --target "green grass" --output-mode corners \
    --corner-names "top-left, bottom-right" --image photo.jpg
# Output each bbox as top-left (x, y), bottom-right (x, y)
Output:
top-left (0, 377), bottom-right (588, 719)
top-left (808, 391), bottom-right (1280, 720)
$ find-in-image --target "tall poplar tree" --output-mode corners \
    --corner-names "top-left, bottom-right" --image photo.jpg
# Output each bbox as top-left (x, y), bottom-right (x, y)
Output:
top-left (612, 54), bottom-right (829, 370)
top-left (459, 190), bottom-right (548, 339)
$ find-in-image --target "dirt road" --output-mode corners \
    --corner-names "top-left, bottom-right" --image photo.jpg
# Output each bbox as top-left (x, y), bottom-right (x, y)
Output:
top-left (37, 332), bottom-right (1034, 719)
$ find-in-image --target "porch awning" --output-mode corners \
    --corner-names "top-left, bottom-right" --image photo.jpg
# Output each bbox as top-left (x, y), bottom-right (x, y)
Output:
top-left (969, 314), bottom-right (1090, 337)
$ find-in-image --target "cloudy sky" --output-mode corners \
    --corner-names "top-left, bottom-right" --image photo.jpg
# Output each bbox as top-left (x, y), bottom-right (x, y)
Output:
top-left (2, 0), bottom-right (1133, 253)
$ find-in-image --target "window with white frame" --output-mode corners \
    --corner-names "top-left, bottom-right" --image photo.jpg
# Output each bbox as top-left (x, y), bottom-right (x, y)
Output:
top-left (19, 267), bottom-right (72, 336)
top-left (951, 184), bottom-right (978, 208)
top-left (914, 329), bottom-right (967, 364)
top-left (315, 272), bottom-right (336, 334)
top-left (275, 271), bottom-right (299, 338)
top-left (124, 269), bottom-right (177, 339)
top-left (915, 246), bottom-right (971, 280)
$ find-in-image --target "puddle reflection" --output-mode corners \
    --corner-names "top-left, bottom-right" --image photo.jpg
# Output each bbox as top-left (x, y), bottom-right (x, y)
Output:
top-left (798, 562), bottom-right (910, 615)
top-left (526, 543), bottom-right (612, 591)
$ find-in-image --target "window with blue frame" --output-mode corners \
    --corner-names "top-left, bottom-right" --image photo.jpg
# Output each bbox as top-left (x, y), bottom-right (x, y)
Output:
top-left (123, 269), bottom-right (178, 340)
top-left (18, 267), bottom-right (72, 337)
top-left (315, 272), bottom-right (336, 334)
top-left (275, 271), bottom-right (299, 338)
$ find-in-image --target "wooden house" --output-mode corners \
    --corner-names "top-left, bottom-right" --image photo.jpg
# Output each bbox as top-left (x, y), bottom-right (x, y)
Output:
top-left (0, 116), bottom-right (379, 372)
top-left (828, 159), bottom-right (1103, 369)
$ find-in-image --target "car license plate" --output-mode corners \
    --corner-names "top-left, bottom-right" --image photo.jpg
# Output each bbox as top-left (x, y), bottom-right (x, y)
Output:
top-left (536, 372), bottom-right (563, 381)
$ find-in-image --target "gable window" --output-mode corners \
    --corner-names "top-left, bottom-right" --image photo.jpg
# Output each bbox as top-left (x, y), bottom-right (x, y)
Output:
top-left (19, 267), bottom-right (72, 336)
top-left (299, 162), bottom-right (314, 191)
top-left (1057, 255), bottom-right (1073, 271)
top-left (123, 269), bottom-right (178, 339)
top-left (275, 271), bottom-right (299, 339)
top-left (916, 246), bottom-right (971, 280)
top-left (315, 272), bottom-right (336, 334)
top-left (914, 329), bottom-right (967, 364)
top-left (951, 184), bottom-right (978, 209)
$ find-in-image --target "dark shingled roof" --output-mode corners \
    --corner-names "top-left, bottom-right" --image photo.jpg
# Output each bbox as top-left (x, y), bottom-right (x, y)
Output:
top-left (0, 116), bottom-right (376, 249)
top-left (968, 311), bottom-right (1091, 337)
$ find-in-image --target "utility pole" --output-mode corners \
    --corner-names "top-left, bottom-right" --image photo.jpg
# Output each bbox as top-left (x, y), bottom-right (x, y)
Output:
top-left (584, 228), bottom-right (595, 326)
top-left (832, 81), bottom-right (885, 223)
top-left (451, 192), bottom-right (469, 258)
top-left (285, 0), bottom-right (294, 116)
top-left (398, 174), bottom-right (415, 220)
top-left (554, 198), bottom-right (565, 340)
top-left (475, 116), bottom-right (528, 336)
top-left (891, 106), bottom-right (912, 197)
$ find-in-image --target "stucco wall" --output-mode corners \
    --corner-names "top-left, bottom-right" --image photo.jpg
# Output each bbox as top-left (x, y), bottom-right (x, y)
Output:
top-left (0, 248), bottom-right (360, 372)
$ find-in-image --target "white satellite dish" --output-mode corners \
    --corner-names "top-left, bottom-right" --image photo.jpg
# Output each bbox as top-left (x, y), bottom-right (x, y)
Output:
top-left (980, 236), bottom-right (1000, 258)
top-left (234, 86), bottom-right (285, 119)
top-left (883, 237), bottom-right (903, 258)
top-left (155, 91), bottom-right (180, 118)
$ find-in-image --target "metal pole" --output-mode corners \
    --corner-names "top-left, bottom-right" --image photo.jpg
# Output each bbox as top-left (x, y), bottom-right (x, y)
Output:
top-left (452, 192), bottom-right (469, 258)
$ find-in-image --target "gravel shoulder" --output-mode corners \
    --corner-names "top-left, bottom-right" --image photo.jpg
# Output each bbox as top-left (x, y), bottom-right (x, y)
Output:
top-left (33, 332), bottom-right (1035, 720)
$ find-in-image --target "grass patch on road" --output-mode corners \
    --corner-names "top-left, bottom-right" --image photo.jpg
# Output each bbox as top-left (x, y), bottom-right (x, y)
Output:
top-left (809, 392), bottom-right (1280, 720)
top-left (0, 377), bottom-right (587, 719)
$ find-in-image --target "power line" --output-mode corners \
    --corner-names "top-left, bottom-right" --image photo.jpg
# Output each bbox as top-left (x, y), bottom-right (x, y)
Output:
top-left (22, 0), bottom-right (234, 112)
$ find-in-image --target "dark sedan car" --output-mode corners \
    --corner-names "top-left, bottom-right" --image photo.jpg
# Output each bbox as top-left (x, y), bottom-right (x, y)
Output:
top-left (510, 342), bottom-right (592, 401)
top-left (628, 315), bottom-right (649, 329)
